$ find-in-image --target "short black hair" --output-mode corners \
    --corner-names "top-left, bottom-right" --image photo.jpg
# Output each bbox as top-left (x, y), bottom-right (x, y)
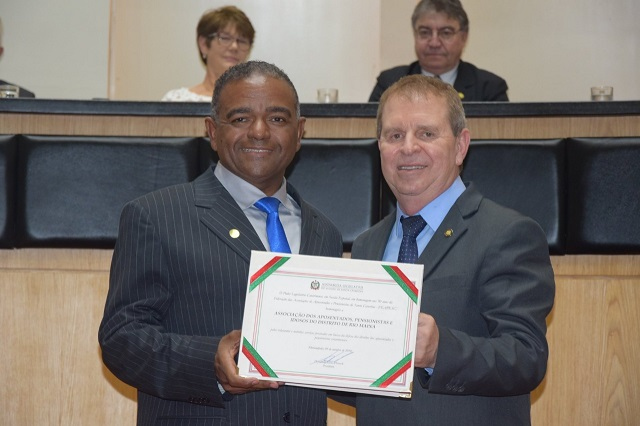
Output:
top-left (210, 60), bottom-right (300, 122)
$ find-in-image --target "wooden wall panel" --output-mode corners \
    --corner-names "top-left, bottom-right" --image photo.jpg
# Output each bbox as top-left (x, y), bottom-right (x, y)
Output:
top-left (2, 250), bottom-right (639, 425)
top-left (0, 259), bottom-right (136, 425)
top-left (0, 249), bottom-right (355, 425)
top-left (2, 113), bottom-right (640, 140)
top-left (530, 258), bottom-right (640, 426)
top-left (2, 109), bottom-right (639, 424)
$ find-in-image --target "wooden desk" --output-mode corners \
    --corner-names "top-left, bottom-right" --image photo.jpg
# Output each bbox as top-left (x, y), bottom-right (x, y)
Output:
top-left (2, 99), bottom-right (640, 139)
top-left (1, 100), bottom-right (639, 425)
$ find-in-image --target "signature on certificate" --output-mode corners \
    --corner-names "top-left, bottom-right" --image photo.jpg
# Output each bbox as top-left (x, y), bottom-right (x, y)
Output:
top-left (312, 350), bottom-right (354, 366)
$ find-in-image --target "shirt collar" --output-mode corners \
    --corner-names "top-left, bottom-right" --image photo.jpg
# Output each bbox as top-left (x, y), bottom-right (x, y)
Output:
top-left (421, 63), bottom-right (459, 86)
top-left (213, 163), bottom-right (292, 211)
top-left (394, 176), bottom-right (466, 236)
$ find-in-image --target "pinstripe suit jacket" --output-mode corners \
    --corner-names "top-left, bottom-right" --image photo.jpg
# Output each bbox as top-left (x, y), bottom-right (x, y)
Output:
top-left (351, 183), bottom-right (554, 426)
top-left (99, 166), bottom-right (343, 426)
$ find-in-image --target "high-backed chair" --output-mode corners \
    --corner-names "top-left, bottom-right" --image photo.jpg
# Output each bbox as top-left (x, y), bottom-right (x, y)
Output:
top-left (566, 137), bottom-right (640, 254)
top-left (461, 139), bottom-right (565, 254)
top-left (0, 135), bottom-right (17, 248)
top-left (382, 139), bottom-right (566, 254)
top-left (16, 135), bottom-right (201, 247)
top-left (287, 139), bottom-right (381, 250)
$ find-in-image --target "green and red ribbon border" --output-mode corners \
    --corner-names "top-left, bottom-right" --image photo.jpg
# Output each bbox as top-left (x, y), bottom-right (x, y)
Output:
top-left (370, 264), bottom-right (419, 387)
top-left (244, 255), bottom-right (289, 377)
top-left (249, 255), bottom-right (290, 292)
top-left (244, 257), bottom-right (419, 388)
top-left (242, 337), bottom-right (278, 378)
top-left (381, 264), bottom-right (419, 304)
top-left (370, 352), bottom-right (413, 388)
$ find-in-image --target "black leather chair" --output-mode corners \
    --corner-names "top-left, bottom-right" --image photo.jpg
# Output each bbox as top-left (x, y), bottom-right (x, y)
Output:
top-left (461, 139), bottom-right (566, 254)
top-left (199, 138), bottom-right (382, 251)
top-left (197, 137), bottom-right (218, 177)
top-left (566, 137), bottom-right (640, 254)
top-left (0, 135), bottom-right (17, 248)
top-left (382, 139), bottom-right (566, 254)
top-left (287, 139), bottom-right (381, 250)
top-left (16, 135), bottom-right (201, 247)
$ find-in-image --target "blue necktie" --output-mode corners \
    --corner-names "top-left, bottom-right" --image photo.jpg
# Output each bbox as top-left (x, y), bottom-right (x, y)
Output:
top-left (397, 215), bottom-right (427, 263)
top-left (254, 197), bottom-right (291, 254)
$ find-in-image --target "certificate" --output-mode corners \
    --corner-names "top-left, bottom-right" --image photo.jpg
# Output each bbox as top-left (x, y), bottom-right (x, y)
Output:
top-left (238, 251), bottom-right (424, 398)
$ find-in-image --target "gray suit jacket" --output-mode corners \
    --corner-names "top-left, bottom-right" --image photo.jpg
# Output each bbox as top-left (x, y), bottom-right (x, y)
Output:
top-left (99, 166), bottom-right (343, 425)
top-left (351, 183), bottom-right (554, 426)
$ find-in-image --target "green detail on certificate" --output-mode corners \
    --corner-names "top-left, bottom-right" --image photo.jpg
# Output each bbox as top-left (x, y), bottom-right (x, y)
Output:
top-left (381, 265), bottom-right (419, 304)
top-left (371, 352), bottom-right (413, 388)
top-left (249, 256), bottom-right (291, 292)
top-left (242, 337), bottom-right (278, 378)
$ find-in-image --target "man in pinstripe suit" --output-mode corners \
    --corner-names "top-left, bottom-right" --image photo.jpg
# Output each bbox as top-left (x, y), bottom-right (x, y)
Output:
top-left (99, 61), bottom-right (343, 425)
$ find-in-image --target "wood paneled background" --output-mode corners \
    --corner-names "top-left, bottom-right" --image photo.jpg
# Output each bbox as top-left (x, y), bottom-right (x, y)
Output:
top-left (2, 250), bottom-right (639, 425)
top-left (2, 110), bottom-right (639, 424)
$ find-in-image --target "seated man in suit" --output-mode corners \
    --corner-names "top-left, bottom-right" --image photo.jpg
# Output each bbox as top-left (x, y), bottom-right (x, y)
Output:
top-left (99, 61), bottom-right (343, 425)
top-left (352, 74), bottom-right (553, 425)
top-left (0, 17), bottom-right (35, 97)
top-left (368, 0), bottom-right (508, 102)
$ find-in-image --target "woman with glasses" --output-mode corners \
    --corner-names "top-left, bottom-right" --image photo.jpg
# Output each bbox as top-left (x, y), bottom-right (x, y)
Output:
top-left (162, 6), bottom-right (255, 102)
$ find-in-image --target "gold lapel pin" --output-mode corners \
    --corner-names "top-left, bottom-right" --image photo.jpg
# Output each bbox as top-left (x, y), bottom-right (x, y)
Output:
top-left (444, 229), bottom-right (454, 237)
top-left (229, 229), bottom-right (240, 239)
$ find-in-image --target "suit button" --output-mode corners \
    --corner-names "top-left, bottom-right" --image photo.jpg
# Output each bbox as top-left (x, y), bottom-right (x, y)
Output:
top-left (283, 412), bottom-right (291, 423)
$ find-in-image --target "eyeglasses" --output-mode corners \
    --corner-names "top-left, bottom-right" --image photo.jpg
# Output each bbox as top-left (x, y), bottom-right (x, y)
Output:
top-left (415, 27), bottom-right (462, 42)
top-left (208, 32), bottom-right (252, 51)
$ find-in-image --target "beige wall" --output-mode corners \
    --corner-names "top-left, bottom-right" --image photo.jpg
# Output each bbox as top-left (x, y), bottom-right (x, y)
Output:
top-left (379, 0), bottom-right (640, 102)
top-left (462, 0), bottom-right (640, 102)
top-left (0, 0), bottom-right (110, 99)
top-left (108, 0), bottom-right (380, 102)
top-left (1, 0), bottom-right (639, 102)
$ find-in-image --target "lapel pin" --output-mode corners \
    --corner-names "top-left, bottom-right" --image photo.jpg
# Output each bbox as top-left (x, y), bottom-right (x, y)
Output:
top-left (229, 229), bottom-right (240, 239)
top-left (444, 229), bottom-right (454, 237)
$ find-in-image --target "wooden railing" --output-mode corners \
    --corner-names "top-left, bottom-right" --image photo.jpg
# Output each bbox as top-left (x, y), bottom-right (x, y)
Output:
top-left (1, 100), bottom-right (639, 425)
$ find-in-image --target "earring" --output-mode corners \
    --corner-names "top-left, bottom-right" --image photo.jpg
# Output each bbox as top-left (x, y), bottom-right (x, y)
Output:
top-left (202, 53), bottom-right (207, 60)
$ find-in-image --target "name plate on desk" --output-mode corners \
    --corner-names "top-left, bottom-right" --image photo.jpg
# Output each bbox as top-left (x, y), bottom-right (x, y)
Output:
top-left (239, 251), bottom-right (424, 398)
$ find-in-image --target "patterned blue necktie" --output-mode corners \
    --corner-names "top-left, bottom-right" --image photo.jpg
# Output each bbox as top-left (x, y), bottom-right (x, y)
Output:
top-left (254, 197), bottom-right (291, 254)
top-left (397, 215), bottom-right (427, 263)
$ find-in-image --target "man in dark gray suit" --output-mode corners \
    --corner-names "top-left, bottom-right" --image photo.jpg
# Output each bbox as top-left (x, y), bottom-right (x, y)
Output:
top-left (352, 75), bottom-right (554, 425)
top-left (369, 0), bottom-right (508, 102)
top-left (99, 61), bottom-right (342, 425)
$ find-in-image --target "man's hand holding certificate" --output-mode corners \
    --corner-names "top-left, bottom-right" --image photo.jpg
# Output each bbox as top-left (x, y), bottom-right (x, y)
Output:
top-left (238, 251), bottom-right (424, 398)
